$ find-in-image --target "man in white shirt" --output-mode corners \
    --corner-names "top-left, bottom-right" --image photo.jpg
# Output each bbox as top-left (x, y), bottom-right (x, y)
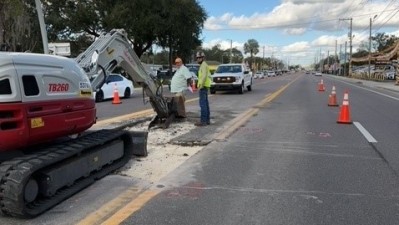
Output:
top-left (170, 57), bottom-right (192, 117)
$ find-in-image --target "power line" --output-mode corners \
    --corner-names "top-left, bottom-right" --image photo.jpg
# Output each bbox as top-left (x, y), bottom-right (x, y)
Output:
top-left (351, 0), bottom-right (397, 38)
top-left (340, 0), bottom-right (359, 19)
top-left (372, 5), bottom-right (399, 34)
top-left (373, 0), bottom-right (397, 24)
top-left (205, 8), bottom-right (399, 31)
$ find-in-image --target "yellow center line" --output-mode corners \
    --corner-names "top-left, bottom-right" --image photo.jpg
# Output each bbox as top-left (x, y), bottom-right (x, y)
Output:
top-left (214, 108), bottom-right (259, 141)
top-left (80, 77), bottom-right (301, 224)
top-left (100, 190), bottom-right (160, 225)
top-left (76, 187), bottom-right (142, 225)
top-left (78, 96), bottom-right (201, 224)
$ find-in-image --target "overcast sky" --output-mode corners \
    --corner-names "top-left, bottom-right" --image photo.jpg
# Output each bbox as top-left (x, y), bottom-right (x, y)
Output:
top-left (198, 0), bottom-right (399, 66)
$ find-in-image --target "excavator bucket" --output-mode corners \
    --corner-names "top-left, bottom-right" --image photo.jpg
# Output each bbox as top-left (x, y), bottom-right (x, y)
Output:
top-left (148, 95), bottom-right (186, 129)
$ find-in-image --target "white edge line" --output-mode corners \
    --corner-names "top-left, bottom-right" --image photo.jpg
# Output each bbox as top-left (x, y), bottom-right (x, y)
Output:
top-left (353, 121), bottom-right (378, 143)
top-left (331, 77), bottom-right (399, 101)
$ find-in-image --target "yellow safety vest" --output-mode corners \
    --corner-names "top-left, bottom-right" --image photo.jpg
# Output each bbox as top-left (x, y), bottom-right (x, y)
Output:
top-left (198, 61), bottom-right (212, 88)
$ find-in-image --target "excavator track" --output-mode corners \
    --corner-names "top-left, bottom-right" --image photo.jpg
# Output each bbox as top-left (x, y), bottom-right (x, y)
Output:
top-left (0, 129), bottom-right (135, 218)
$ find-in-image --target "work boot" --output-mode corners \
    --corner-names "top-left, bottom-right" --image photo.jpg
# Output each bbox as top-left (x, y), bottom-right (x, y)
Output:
top-left (194, 122), bottom-right (207, 126)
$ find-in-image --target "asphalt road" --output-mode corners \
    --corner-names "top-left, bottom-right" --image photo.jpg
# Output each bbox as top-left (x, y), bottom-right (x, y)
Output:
top-left (2, 72), bottom-right (399, 224)
top-left (122, 74), bottom-right (399, 225)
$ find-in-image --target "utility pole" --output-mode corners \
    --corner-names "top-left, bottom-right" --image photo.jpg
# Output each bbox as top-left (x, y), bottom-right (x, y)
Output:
top-left (327, 50), bottom-right (330, 74)
top-left (344, 41), bottom-right (347, 76)
top-left (271, 51), bottom-right (274, 70)
top-left (335, 40), bottom-right (337, 74)
top-left (319, 48), bottom-right (322, 72)
top-left (369, 17), bottom-right (372, 79)
top-left (228, 39), bottom-right (233, 63)
top-left (368, 15), bottom-right (377, 79)
top-left (339, 18), bottom-right (353, 76)
top-left (35, 0), bottom-right (49, 54)
top-left (262, 45), bottom-right (265, 71)
top-left (349, 18), bottom-right (352, 76)
top-left (339, 44), bottom-right (342, 75)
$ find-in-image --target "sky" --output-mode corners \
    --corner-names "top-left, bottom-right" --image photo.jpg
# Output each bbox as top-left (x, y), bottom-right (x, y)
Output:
top-left (197, 0), bottom-right (399, 67)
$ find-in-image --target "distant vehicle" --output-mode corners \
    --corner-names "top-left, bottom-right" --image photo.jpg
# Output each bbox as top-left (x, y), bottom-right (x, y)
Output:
top-left (255, 71), bottom-right (264, 79)
top-left (185, 64), bottom-right (200, 83)
top-left (267, 71), bottom-right (276, 77)
top-left (375, 64), bottom-right (396, 80)
top-left (94, 73), bottom-right (134, 102)
top-left (146, 64), bottom-right (163, 77)
top-left (385, 70), bottom-right (395, 80)
top-left (186, 64), bottom-right (200, 76)
top-left (211, 63), bottom-right (253, 94)
top-left (157, 69), bottom-right (174, 79)
top-left (315, 72), bottom-right (322, 76)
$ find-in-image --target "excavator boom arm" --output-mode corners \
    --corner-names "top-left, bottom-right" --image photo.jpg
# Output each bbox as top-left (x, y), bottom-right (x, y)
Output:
top-left (75, 29), bottom-right (170, 118)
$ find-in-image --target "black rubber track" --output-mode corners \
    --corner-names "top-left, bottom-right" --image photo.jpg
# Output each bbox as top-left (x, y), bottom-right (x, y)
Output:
top-left (0, 129), bottom-right (133, 218)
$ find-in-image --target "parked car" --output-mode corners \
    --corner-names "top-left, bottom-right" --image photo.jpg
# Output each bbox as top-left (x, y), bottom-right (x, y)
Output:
top-left (267, 71), bottom-right (276, 77)
top-left (210, 63), bottom-right (253, 94)
top-left (255, 71), bottom-right (264, 79)
top-left (315, 71), bottom-right (322, 76)
top-left (186, 63), bottom-right (200, 76)
top-left (186, 64), bottom-right (200, 83)
top-left (94, 73), bottom-right (134, 102)
top-left (157, 69), bottom-right (174, 80)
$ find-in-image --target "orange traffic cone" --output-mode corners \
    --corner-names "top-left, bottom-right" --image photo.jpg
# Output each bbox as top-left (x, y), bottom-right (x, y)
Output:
top-left (328, 85), bottom-right (339, 107)
top-left (318, 79), bottom-right (325, 91)
top-left (191, 79), bottom-right (197, 92)
top-left (337, 91), bottom-right (352, 124)
top-left (112, 83), bottom-right (122, 104)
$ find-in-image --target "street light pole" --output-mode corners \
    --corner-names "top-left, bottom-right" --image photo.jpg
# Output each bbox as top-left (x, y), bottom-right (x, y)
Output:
top-left (262, 45), bottom-right (265, 70)
top-left (368, 17), bottom-right (372, 78)
top-left (369, 15), bottom-right (377, 78)
top-left (339, 18), bottom-right (353, 76)
top-left (349, 18), bottom-right (353, 77)
top-left (228, 39), bottom-right (233, 63)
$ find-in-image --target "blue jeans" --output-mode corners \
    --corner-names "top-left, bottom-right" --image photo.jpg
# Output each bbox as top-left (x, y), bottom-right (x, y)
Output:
top-left (199, 88), bottom-right (210, 123)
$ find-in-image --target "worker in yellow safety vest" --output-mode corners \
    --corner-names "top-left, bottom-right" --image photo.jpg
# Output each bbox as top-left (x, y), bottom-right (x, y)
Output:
top-left (195, 51), bottom-right (212, 126)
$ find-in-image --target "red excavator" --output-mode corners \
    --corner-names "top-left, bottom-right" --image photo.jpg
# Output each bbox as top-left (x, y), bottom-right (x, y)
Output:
top-left (0, 29), bottom-right (185, 218)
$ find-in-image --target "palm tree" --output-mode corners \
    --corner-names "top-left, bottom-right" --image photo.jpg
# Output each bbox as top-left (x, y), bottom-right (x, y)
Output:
top-left (244, 39), bottom-right (259, 70)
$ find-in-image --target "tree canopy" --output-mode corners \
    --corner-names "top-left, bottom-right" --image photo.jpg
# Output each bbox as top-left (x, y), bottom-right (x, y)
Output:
top-left (1, 0), bottom-right (207, 59)
top-left (0, 0), bottom-right (41, 52)
top-left (244, 39), bottom-right (259, 56)
top-left (201, 44), bottom-right (244, 64)
top-left (244, 39), bottom-right (259, 68)
top-left (372, 32), bottom-right (399, 52)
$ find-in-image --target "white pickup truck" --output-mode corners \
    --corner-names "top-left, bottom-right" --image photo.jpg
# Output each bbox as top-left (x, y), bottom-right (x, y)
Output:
top-left (210, 63), bottom-right (253, 94)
